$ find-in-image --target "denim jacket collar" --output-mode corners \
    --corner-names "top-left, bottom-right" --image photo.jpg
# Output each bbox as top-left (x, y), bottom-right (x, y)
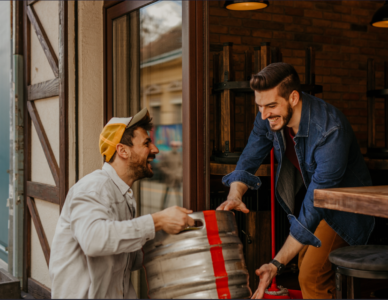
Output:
top-left (295, 92), bottom-right (310, 138)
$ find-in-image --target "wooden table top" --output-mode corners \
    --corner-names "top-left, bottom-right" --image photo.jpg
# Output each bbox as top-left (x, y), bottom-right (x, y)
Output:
top-left (314, 185), bottom-right (388, 219)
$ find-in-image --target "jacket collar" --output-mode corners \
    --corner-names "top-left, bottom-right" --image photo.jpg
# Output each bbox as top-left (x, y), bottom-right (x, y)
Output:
top-left (295, 92), bottom-right (311, 138)
top-left (102, 163), bottom-right (131, 196)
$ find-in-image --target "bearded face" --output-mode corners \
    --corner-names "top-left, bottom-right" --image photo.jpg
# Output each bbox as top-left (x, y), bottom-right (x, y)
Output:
top-left (255, 88), bottom-right (298, 133)
top-left (115, 127), bottom-right (159, 182)
top-left (128, 150), bottom-right (155, 180)
top-left (269, 101), bottom-right (293, 132)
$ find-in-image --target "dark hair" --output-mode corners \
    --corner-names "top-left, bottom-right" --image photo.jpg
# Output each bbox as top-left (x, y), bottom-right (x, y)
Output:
top-left (250, 62), bottom-right (301, 100)
top-left (109, 115), bottom-right (153, 163)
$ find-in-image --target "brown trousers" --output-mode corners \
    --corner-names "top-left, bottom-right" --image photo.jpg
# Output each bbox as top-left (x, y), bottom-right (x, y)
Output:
top-left (298, 220), bottom-right (348, 299)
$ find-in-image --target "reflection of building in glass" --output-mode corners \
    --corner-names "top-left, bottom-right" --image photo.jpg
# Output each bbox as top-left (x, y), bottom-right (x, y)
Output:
top-left (139, 2), bottom-right (183, 214)
top-left (141, 25), bottom-right (182, 127)
top-left (158, 141), bottom-right (182, 210)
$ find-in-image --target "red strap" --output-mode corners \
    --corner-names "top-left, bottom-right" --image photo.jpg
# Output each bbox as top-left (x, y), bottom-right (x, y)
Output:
top-left (216, 277), bottom-right (232, 299)
top-left (210, 246), bottom-right (228, 277)
top-left (203, 210), bottom-right (231, 299)
top-left (203, 210), bottom-right (222, 245)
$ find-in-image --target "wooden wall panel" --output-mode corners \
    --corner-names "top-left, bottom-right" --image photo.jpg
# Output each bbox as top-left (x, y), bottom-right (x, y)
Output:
top-left (23, 0), bottom-right (68, 294)
top-left (26, 197), bottom-right (50, 267)
top-left (28, 78), bottom-right (59, 101)
top-left (27, 4), bottom-right (59, 77)
top-left (26, 182), bottom-right (59, 204)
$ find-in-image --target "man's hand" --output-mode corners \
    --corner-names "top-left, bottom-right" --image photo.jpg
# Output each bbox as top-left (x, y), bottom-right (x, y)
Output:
top-left (217, 198), bottom-right (249, 213)
top-left (152, 206), bottom-right (195, 234)
top-left (251, 235), bottom-right (305, 299)
top-left (216, 182), bottom-right (249, 213)
top-left (251, 263), bottom-right (277, 299)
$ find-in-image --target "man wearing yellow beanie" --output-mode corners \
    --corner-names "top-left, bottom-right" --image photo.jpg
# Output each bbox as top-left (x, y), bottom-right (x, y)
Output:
top-left (49, 108), bottom-right (194, 299)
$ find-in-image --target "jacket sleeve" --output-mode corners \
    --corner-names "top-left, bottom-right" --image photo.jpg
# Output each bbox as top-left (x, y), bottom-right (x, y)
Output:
top-left (222, 112), bottom-right (273, 190)
top-left (69, 192), bottom-right (155, 257)
top-left (289, 126), bottom-right (350, 247)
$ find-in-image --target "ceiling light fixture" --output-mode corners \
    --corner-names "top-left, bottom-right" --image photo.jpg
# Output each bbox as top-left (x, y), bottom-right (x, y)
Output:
top-left (371, 1), bottom-right (388, 28)
top-left (224, 0), bottom-right (269, 11)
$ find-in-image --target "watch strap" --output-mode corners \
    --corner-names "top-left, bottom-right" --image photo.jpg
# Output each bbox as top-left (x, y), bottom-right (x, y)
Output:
top-left (270, 259), bottom-right (285, 275)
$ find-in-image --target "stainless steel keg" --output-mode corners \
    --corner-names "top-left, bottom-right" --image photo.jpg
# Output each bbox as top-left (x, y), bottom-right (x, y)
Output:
top-left (143, 211), bottom-right (251, 299)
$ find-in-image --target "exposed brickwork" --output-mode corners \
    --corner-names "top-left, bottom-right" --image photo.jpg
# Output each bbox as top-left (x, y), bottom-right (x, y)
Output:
top-left (209, 0), bottom-right (388, 153)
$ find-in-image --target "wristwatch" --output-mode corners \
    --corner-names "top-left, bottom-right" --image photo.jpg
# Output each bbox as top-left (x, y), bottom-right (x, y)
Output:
top-left (270, 259), bottom-right (285, 275)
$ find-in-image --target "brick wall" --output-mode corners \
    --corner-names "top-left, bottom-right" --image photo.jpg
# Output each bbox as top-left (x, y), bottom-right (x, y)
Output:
top-left (209, 0), bottom-right (388, 154)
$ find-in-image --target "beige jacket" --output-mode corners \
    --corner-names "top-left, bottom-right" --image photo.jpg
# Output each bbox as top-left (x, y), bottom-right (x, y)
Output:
top-left (49, 163), bottom-right (155, 299)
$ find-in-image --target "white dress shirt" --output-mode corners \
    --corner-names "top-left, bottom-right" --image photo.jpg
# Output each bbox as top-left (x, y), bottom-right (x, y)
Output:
top-left (49, 163), bottom-right (155, 299)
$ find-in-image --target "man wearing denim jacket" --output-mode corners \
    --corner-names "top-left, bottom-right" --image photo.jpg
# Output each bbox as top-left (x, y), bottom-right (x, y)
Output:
top-left (217, 63), bottom-right (374, 299)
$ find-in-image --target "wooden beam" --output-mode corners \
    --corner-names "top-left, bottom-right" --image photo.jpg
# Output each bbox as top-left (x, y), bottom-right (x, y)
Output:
top-left (27, 101), bottom-right (60, 186)
top-left (26, 181), bottom-right (59, 204)
top-left (260, 42), bottom-right (270, 70)
top-left (220, 89), bottom-right (233, 153)
top-left (182, 0), bottom-right (198, 211)
top-left (212, 53), bottom-right (220, 153)
top-left (27, 1), bottom-right (39, 6)
top-left (220, 43), bottom-right (234, 153)
top-left (27, 78), bottom-right (59, 101)
top-left (26, 5), bottom-right (59, 77)
top-left (367, 58), bottom-right (375, 148)
top-left (28, 278), bottom-right (51, 299)
top-left (15, 1), bottom-right (24, 55)
top-left (195, 0), bottom-right (206, 212)
top-left (23, 0), bottom-right (32, 291)
top-left (26, 197), bottom-right (50, 267)
top-left (103, 0), bottom-right (123, 8)
top-left (59, 1), bottom-right (69, 210)
top-left (223, 42), bottom-right (233, 81)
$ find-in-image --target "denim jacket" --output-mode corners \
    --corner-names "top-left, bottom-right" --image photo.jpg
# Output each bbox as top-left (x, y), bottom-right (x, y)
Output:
top-left (223, 92), bottom-right (375, 247)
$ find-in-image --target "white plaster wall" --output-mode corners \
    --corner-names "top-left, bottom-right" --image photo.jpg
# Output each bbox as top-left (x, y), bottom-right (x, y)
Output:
top-left (30, 199), bottom-right (59, 289)
top-left (30, 1), bottom-right (59, 85)
top-left (78, 1), bottom-right (104, 177)
top-left (29, 0), bottom-right (105, 290)
top-left (31, 97), bottom-right (59, 185)
top-left (29, 0), bottom-right (61, 288)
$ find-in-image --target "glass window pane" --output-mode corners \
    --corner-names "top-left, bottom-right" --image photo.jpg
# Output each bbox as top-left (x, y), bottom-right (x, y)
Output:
top-left (112, 1), bottom-right (183, 216)
top-left (140, 1), bottom-right (183, 215)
